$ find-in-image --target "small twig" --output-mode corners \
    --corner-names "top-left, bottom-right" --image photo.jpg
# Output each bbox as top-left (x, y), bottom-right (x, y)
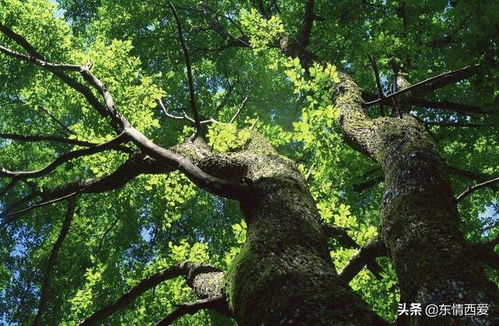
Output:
top-left (97, 215), bottom-right (120, 253)
top-left (158, 99), bottom-right (196, 124)
top-left (391, 98), bottom-right (403, 118)
top-left (229, 96), bottom-right (249, 123)
top-left (305, 162), bottom-right (315, 181)
top-left (456, 177), bottom-right (499, 202)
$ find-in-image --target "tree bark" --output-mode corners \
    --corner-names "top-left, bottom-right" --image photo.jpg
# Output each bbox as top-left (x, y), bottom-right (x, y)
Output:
top-left (181, 134), bottom-right (388, 325)
top-left (336, 73), bottom-right (498, 326)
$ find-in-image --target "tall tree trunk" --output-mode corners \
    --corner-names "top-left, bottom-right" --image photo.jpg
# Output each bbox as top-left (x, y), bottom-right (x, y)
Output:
top-left (336, 73), bottom-right (498, 325)
top-left (183, 135), bottom-right (388, 325)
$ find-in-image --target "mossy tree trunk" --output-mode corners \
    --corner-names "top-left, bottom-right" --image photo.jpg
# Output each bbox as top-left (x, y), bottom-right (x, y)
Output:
top-left (178, 134), bottom-right (388, 325)
top-left (336, 73), bottom-right (497, 326)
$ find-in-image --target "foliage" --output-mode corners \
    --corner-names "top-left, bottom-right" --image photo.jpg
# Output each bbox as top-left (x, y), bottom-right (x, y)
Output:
top-left (0, 0), bottom-right (497, 325)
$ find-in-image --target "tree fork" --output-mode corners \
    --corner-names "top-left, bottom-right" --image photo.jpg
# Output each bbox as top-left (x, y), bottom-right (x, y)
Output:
top-left (336, 73), bottom-right (498, 325)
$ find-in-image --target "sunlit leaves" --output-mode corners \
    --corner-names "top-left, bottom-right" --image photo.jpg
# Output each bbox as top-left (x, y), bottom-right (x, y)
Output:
top-left (240, 8), bottom-right (284, 53)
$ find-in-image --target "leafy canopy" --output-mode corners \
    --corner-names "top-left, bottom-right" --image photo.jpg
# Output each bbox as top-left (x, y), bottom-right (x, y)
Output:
top-left (0, 0), bottom-right (497, 324)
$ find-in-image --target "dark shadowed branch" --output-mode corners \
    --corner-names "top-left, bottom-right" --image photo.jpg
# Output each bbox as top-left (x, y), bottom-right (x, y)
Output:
top-left (471, 237), bottom-right (499, 270)
top-left (77, 262), bottom-right (217, 326)
top-left (412, 117), bottom-right (491, 128)
top-left (323, 224), bottom-right (358, 249)
top-left (2, 191), bottom-right (79, 225)
top-left (155, 295), bottom-right (230, 326)
top-left (298, 0), bottom-right (315, 50)
top-left (168, 1), bottom-right (202, 132)
top-left (323, 225), bottom-right (386, 279)
top-left (364, 64), bottom-right (481, 107)
top-left (32, 197), bottom-right (77, 326)
top-left (368, 54), bottom-right (385, 116)
top-left (339, 239), bottom-right (389, 283)
top-left (0, 133), bottom-right (97, 147)
top-left (408, 97), bottom-right (489, 116)
top-left (0, 133), bottom-right (127, 179)
top-left (446, 165), bottom-right (498, 191)
top-left (456, 177), bottom-right (499, 202)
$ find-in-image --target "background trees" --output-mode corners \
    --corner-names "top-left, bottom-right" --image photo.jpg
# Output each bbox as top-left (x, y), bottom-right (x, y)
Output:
top-left (0, 0), bottom-right (497, 325)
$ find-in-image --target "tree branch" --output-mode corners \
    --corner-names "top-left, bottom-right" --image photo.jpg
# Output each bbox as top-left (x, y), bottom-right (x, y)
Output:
top-left (367, 54), bottom-right (385, 116)
top-left (32, 198), bottom-right (77, 326)
top-left (298, 0), bottom-right (315, 50)
top-left (352, 175), bottom-right (383, 192)
top-left (155, 295), bottom-right (229, 326)
top-left (168, 1), bottom-right (202, 132)
top-left (471, 237), bottom-right (499, 270)
top-left (364, 64), bottom-right (481, 107)
top-left (199, 1), bottom-right (250, 48)
top-left (229, 96), bottom-right (249, 123)
top-left (323, 225), bottom-right (386, 279)
top-left (1, 23), bottom-right (250, 201)
top-left (339, 239), bottom-right (389, 283)
top-left (323, 224), bottom-right (358, 249)
top-left (408, 97), bottom-right (489, 115)
top-left (412, 116), bottom-right (491, 128)
top-left (0, 133), bottom-right (127, 179)
top-left (456, 177), bottom-right (499, 202)
top-left (0, 24), bottom-right (123, 132)
top-left (446, 165), bottom-right (498, 191)
top-left (0, 133), bottom-right (97, 147)
top-left (78, 262), bottom-right (220, 326)
top-left (2, 191), bottom-right (78, 225)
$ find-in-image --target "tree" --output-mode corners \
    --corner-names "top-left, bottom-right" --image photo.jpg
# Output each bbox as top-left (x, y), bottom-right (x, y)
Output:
top-left (0, 0), bottom-right (497, 325)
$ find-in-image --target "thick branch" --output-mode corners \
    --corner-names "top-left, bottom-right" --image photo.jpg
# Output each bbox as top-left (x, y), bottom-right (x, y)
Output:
top-left (1, 24), bottom-right (249, 200)
top-left (32, 198), bottom-right (77, 326)
top-left (298, 0), bottom-right (315, 50)
top-left (471, 238), bottom-right (499, 270)
top-left (364, 65), bottom-right (481, 107)
top-left (155, 295), bottom-right (229, 326)
top-left (339, 239), bottom-right (389, 283)
top-left (125, 128), bottom-right (250, 200)
top-left (352, 175), bottom-right (383, 192)
top-left (78, 262), bottom-right (223, 326)
top-left (324, 225), bottom-right (386, 279)
top-left (323, 224), bottom-right (358, 249)
top-left (456, 177), bottom-right (499, 202)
